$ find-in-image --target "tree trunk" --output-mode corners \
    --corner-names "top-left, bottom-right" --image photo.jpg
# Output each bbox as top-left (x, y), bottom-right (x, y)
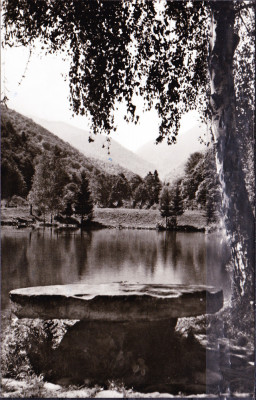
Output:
top-left (209, 1), bottom-right (254, 304)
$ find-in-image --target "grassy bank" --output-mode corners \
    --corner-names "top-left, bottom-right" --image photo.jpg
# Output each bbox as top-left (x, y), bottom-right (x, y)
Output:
top-left (95, 208), bottom-right (207, 230)
top-left (1, 205), bottom-right (208, 231)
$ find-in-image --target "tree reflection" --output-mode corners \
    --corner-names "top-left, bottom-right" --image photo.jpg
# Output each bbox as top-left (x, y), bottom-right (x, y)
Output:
top-left (74, 230), bottom-right (92, 278)
top-left (1, 228), bottom-right (232, 314)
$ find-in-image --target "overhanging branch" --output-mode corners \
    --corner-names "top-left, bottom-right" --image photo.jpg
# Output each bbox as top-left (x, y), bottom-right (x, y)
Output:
top-left (234, 2), bottom-right (256, 14)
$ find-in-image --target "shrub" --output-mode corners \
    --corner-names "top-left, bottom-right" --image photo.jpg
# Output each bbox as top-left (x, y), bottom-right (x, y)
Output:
top-left (9, 195), bottom-right (28, 207)
top-left (1, 319), bottom-right (35, 379)
top-left (1, 318), bottom-right (76, 381)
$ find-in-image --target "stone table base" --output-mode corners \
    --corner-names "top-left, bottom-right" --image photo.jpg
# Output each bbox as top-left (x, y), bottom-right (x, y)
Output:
top-left (33, 319), bottom-right (207, 393)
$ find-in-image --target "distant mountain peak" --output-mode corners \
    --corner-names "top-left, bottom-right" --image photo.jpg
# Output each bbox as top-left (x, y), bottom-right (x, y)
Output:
top-left (136, 125), bottom-right (207, 179)
top-left (30, 116), bottom-right (156, 178)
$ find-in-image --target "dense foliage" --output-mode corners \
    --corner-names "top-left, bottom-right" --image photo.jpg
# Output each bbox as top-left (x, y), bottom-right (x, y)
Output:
top-left (159, 183), bottom-right (184, 229)
top-left (1, 115), bottom-right (35, 199)
top-left (2, 0), bottom-right (209, 142)
top-left (74, 171), bottom-right (94, 225)
top-left (1, 104), bottom-right (222, 221)
top-left (159, 148), bottom-right (221, 224)
top-left (28, 150), bottom-right (70, 221)
top-left (180, 149), bottom-right (221, 219)
top-left (133, 170), bottom-right (162, 208)
top-left (158, 147), bottom-right (222, 228)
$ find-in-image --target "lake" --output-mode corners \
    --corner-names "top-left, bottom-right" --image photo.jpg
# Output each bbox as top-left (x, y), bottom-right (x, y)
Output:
top-left (1, 227), bottom-right (231, 314)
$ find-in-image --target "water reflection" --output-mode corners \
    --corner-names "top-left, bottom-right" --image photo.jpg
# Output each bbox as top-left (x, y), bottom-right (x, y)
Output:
top-left (1, 227), bottom-right (231, 313)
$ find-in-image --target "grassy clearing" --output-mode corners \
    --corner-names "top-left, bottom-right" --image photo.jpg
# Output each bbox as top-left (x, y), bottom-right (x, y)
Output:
top-left (1, 205), bottom-right (208, 230)
top-left (94, 207), bottom-right (162, 229)
top-left (95, 208), bottom-right (207, 229)
top-left (1, 206), bottom-right (33, 222)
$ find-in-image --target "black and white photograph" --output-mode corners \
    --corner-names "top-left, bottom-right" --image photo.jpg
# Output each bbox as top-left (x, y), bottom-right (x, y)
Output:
top-left (1, 0), bottom-right (255, 398)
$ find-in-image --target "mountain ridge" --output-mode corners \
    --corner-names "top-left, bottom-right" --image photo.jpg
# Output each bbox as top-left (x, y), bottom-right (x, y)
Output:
top-left (1, 106), bottom-right (143, 200)
top-left (136, 126), bottom-right (207, 180)
top-left (30, 116), bottom-right (157, 178)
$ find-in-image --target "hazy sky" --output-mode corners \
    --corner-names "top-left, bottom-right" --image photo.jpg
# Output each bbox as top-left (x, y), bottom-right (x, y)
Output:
top-left (2, 44), bottom-right (202, 151)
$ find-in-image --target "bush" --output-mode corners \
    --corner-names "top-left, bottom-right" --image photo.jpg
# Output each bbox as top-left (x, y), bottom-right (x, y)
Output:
top-left (9, 195), bottom-right (28, 207)
top-left (1, 319), bottom-right (35, 379)
top-left (1, 318), bottom-right (76, 381)
top-left (54, 215), bottom-right (79, 225)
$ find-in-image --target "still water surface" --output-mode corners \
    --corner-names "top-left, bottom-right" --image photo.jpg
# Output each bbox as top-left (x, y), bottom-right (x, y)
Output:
top-left (1, 227), bottom-right (231, 312)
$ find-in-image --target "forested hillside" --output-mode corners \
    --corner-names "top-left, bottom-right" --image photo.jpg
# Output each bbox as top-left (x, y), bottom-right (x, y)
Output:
top-left (31, 117), bottom-right (156, 177)
top-left (1, 106), bottom-right (162, 211)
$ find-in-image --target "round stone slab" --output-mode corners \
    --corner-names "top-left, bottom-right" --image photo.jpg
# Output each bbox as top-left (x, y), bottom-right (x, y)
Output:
top-left (10, 283), bottom-right (223, 321)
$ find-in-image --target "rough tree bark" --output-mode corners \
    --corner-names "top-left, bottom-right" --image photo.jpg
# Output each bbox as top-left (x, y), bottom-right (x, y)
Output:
top-left (209, 1), bottom-right (255, 305)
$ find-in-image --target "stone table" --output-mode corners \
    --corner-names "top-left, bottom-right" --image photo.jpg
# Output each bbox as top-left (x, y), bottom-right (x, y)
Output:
top-left (10, 282), bottom-right (223, 321)
top-left (10, 283), bottom-right (223, 392)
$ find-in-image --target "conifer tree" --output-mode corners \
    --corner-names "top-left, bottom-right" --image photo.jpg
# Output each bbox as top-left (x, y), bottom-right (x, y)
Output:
top-left (74, 171), bottom-right (94, 226)
top-left (160, 183), bottom-right (184, 229)
top-left (63, 201), bottom-right (73, 218)
top-left (169, 183), bottom-right (184, 229)
top-left (159, 186), bottom-right (172, 229)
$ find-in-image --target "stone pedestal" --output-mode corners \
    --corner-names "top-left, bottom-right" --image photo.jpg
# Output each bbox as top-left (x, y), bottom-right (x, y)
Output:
top-left (43, 318), bottom-right (206, 392)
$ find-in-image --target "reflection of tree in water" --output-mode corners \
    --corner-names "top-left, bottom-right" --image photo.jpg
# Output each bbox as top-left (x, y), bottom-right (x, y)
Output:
top-left (197, 247), bottom-right (205, 267)
top-left (23, 229), bottom-right (78, 286)
top-left (166, 232), bottom-right (182, 269)
top-left (73, 230), bottom-right (92, 278)
top-left (90, 231), bottom-right (158, 278)
top-left (193, 246), bottom-right (206, 283)
top-left (61, 232), bottom-right (73, 253)
top-left (22, 229), bottom-right (93, 285)
top-left (17, 247), bottom-right (30, 283)
top-left (30, 231), bottom-right (62, 285)
top-left (184, 247), bottom-right (193, 267)
top-left (159, 232), bottom-right (169, 266)
top-left (1, 235), bottom-right (31, 310)
top-left (2, 229), bottom-right (232, 313)
top-left (145, 244), bottom-right (158, 275)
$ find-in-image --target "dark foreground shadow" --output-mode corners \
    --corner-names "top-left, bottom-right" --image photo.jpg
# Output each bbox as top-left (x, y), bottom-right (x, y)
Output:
top-left (28, 319), bottom-right (207, 394)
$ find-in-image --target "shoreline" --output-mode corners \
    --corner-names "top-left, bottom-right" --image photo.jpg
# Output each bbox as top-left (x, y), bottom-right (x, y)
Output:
top-left (1, 206), bottom-right (217, 232)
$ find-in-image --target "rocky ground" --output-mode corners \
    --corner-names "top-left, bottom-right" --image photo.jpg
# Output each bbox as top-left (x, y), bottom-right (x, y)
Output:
top-left (0, 378), bottom-right (221, 398)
